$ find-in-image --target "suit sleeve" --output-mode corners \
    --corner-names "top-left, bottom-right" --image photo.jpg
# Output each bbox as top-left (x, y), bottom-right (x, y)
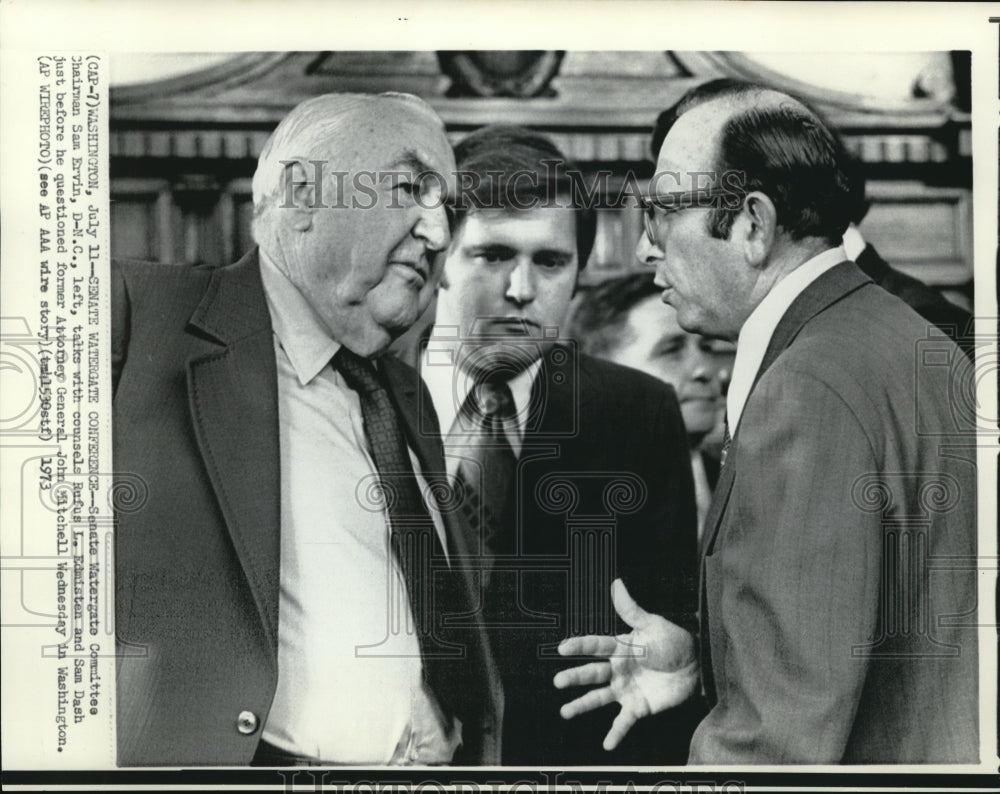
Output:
top-left (688, 364), bottom-right (882, 764)
top-left (611, 378), bottom-right (704, 764)
top-left (652, 385), bottom-right (699, 635)
top-left (111, 260), bottom-right (130, 398)
top-left (617, 381), bottom-right (699, 636)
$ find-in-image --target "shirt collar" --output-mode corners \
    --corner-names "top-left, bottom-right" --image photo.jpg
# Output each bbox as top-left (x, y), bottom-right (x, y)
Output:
top-left (421, 329), bottom-right (543, 442)
top-left (259, 250), bottom-right (342, 386)
top-left (727, 246), bottom-right (847, 433)
top-left (842, 225), bottom-right (866, 262)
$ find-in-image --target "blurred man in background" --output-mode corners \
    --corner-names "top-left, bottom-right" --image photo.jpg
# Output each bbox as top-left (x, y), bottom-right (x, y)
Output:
top-left (570, 272), bottom-right (729, 537)
top-left (842, 156), bottom-right (974, 348)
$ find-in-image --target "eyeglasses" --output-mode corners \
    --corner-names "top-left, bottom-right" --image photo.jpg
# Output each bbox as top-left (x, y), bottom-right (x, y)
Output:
top-left (641, 186), bottom-right (745, 246)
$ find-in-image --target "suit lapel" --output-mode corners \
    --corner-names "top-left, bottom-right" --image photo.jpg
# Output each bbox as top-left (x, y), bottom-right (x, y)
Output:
top-left (382, 353), bottom-right (504, 761)
top-left (756, 261), bottom-right (872, 385)
top-left (698, 261), bottom-right (871, 705)
top-left (380, 354), bottom-right (447, 481)
top-left (530, 343), bottom-right (595, 437)
top-left (186, 249), bottom-right (282, 659)
top-left (700, 261), bottom-right (871, 559)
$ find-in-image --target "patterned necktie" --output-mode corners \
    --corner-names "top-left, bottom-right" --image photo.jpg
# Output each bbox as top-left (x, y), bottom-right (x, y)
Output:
top-left (332, 347), bottom-right (454, 692)
top-left (451, 377), bottom-right (517, 585)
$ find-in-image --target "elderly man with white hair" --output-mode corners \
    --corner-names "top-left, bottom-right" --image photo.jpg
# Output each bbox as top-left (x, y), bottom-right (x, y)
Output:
top-left (112, 92), bottom-right (501, 766)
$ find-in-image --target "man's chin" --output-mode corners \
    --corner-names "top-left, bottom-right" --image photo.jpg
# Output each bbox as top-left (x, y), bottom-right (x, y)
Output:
top-left (459, 338), bottom-right (547, 378)
top-left (372, 298), bottom-right (425, 337)
top-left (681, 404), bottom-right (718, 438)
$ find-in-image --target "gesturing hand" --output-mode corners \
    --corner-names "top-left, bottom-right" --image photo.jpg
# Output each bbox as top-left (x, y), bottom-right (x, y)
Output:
top-left (552, 578), bottom-right (699, 751)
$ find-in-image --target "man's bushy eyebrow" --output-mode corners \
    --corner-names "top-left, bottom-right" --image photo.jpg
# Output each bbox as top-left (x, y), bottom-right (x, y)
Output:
top-left (464, 243), bottom-right (517, 255)
top-left (534, 248), bottom-right (575, 262)
top-left (390, 150), bottom-right (433, 174)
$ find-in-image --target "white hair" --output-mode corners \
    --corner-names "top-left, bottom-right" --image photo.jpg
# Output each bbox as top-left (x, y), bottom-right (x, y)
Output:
top-left (251, 92), bottom-right (443, 244)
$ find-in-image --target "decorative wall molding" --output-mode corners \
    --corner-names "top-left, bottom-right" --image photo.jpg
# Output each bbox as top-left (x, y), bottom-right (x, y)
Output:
top-left (438, 51), bottom-right (566, 98)
top-left (672, 51), bottom-right (964, 117)
top-left (109, 126), bottom-right (965, 171)
top-left (108, 51), bottom-right (974, 289)
top-left (111, 50), bottom-right (969, 136)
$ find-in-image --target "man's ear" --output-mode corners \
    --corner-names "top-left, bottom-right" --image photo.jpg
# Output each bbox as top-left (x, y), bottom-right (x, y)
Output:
top-left (739, 191), bottom-right (776, 267)
top-left (280, 159), bottom-right (324, 233)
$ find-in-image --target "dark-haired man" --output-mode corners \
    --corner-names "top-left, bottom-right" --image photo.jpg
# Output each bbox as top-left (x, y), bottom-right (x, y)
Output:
top-left (653, 79), bottom-right (974, 348)
top-left (561, 82), bottom-right (978, 763)
top-left (842, 157), bottom-right (973, 344)
top-left (421, 125), bottom-right (703, 764)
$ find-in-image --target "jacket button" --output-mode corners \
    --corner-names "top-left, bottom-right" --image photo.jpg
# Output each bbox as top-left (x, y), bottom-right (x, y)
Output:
top-left (236, 710), bottom-right (259, 735)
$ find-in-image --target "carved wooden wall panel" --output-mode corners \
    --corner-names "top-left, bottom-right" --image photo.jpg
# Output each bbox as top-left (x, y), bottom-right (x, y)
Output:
top-left (109, 51), bottom-right (974, 305)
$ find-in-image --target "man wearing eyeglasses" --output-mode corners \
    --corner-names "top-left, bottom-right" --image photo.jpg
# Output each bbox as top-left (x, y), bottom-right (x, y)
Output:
top-left (558, 82), bottom-right (978, 763)
top-left (420, 125), bottom-right (703, 764)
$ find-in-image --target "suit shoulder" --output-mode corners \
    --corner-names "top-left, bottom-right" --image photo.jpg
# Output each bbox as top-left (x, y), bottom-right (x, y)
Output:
top-left (803, 282), bottom-right (942, 357)
top-left (760, 285), bottom-right (957, 432)
top-left (114, 258), bottom-right (216, 294)
top-left (880, 269), bottom-right (971, 330)
top-left (578, 352), bottom-right (675, 393)
top-left (857, 246), bottom-right (971, 335)
top-left (576, 352), bottom-right (680, 409)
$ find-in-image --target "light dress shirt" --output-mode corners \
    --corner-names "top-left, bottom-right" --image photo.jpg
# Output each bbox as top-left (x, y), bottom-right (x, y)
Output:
top-left (842, 225), bottom-right (866, 263)
top-left (726, 247), bottom-right (847, 434)
top-left (258, 253), bottom-right (459, 765)
top-left (420, 330), bottom-right (543, 476)
top-left (691, 449), bottom-right (712, 542)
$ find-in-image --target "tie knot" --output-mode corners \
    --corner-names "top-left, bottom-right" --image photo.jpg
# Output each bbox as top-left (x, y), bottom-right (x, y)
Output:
top-left (471, 378), bottom-right (515, 421)
top-left (333, 347), bottom-right (381, 394)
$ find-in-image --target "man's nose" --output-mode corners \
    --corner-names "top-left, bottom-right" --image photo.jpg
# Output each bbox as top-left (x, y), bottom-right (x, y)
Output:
top-left (413, 203), bottom-right (451, 252)
top-left (506, 259), bottom-right (536, 306)
top-left (635, 230), bottom-right (664, 269)
top-left (686, 346), bottom-right (717, 386)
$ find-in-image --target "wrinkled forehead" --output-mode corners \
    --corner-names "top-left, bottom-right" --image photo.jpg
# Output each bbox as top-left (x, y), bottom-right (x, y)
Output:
top-left (342, 98), bottom-right (455, 176)
top-left (453, 206), bottom-right (578, 249)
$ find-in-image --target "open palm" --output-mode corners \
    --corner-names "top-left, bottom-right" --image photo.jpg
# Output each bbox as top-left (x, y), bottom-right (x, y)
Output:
top-left (553, 578), bottom-right (699, 751)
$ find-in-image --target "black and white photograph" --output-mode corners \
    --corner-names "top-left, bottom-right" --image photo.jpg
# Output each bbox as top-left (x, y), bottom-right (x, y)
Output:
top-left (0, 3), bottom-right (996, 793)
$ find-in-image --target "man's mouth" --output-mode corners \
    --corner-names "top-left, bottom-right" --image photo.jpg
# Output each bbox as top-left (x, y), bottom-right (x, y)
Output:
top-left (389, 261), bottom-right (428, 287)
top-left (680, 392), bottom-right (717, 405)
top-left (469, 317), bottom-right (539, 337)
top-left (489, 317), bottom-right (538, 334)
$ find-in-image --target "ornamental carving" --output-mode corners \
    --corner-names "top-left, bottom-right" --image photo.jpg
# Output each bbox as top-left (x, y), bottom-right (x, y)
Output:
top-left (437, 51), bottom-right (565, 98)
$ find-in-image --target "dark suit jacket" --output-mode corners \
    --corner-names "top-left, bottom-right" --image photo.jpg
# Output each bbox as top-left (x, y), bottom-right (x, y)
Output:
top-left (692, 261), bottom-right (978, 763)
top-left (855, 243), bottom-right (973, 342)
top-left (112, 250), bottom-right (500, 765)
top-left (701, 448), bottom-right (721, 492)
top-left (428, 346), bottom-right (703, 765)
